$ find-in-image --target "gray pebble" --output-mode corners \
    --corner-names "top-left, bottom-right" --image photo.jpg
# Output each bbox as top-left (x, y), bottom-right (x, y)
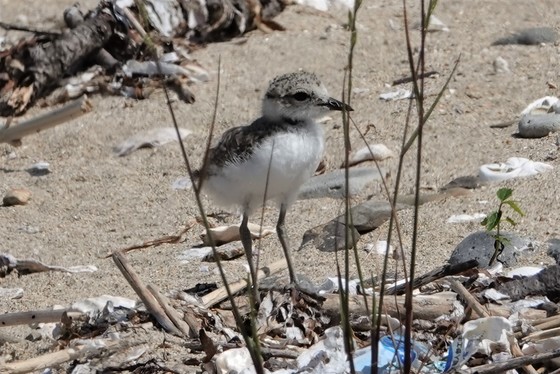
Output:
top-left (492, 27), bottom-right (558, 46)
top-left (518, 113), bottom-right (560, 138)
top-left (342, 200), bottom-right (407, 234)
top-left (547, 238), bottom-right (560, 264)
top-left (300, 219), bottom-right (360, 252)
top-left (441, 175), bottom-right (482, 191)
top-left (449, 231), bottom-right (534, 268)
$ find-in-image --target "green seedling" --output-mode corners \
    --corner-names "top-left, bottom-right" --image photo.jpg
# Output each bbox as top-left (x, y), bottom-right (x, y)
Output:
top-left (481, 187), bottom-right (525, 266)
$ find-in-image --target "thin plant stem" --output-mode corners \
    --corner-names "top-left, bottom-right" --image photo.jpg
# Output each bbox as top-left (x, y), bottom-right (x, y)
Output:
top-left (403, 0), bottom-right (427, 370)
top-left (340, 0), bottom-right (362, 369)
top-left (133, 3), bottom-right (265, 367)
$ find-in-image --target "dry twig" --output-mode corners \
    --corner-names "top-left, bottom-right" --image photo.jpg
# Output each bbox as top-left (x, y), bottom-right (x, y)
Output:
top-left (0, 96), bottom-right (92, 145)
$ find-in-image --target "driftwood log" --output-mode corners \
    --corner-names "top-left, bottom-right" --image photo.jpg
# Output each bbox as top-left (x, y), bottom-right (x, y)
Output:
top-left (0, 11), bottom-right (117, 116)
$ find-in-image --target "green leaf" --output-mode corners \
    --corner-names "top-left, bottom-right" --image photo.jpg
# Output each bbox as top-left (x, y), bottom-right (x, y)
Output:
top-left (484, 211), bottom-right (500, 231)
top-left (481, 217), bottom-right (488, 226)
top-left (495, 235), bottom-right (510, 246)
top-left (505, 217), bottom-right (517, 226)
top-left (504, 200), bottom-right (524, 216)
top-left (496, 188), bottom-right (513, 202)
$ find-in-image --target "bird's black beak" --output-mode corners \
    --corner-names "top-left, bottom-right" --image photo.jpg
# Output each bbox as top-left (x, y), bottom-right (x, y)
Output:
top-left (321, 97), bottom-right (354, 111)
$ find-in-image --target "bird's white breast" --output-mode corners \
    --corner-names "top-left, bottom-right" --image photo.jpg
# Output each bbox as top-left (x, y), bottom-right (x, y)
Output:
top-left (205, 122), bottom-right (324, 213)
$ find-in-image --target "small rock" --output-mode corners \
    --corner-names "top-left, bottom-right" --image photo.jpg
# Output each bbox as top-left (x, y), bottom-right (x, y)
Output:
top-left (172, 176), bottom-right (192, 190)
top-left (300, 220), bottom-right (360, 252)
top-left (345, 200), bottom-right (407, 233)
top-left (177, 247), bottom-right (213, 263)
top-left (547, 238), bottom-right (560, 264)
top-left (26, 161), bottom-right (50, 176)
top-left (492, 27), bottom-right (558, 46)
top-left (17, 224), bottom-right (41, 234)
top-left (202, 242), bottom-right (245, 261)
top-left (25, 331), bottom-right (43, 342)
top-left (441, 175), bottom-right (482, 191)
top-left (3, 188), bottom-right (31, 206)
top-left (497, 264), bottom-right (560, 301)
top-left (518, 113), bottom-right (560, 138)
top-left (493, 56), bottom-right (510, 74)
top-left (0, 287), bottom-right (24, 299)
top-left (449, 231), bottom-right (534, 268)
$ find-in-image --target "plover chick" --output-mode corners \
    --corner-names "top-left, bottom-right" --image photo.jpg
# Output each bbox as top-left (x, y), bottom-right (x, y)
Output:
top-left (197, 71), bottom-right (352, 287)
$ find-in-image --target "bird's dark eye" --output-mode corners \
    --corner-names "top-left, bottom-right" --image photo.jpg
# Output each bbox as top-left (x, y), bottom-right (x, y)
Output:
top-left (293, 92), bottom-right (310, 101)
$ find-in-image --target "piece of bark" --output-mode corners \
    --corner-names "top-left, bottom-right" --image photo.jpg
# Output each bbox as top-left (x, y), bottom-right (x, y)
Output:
top-left (386, 259), bottom-right (478, 295)
top-left (63, 4), bottom-right (119, 71)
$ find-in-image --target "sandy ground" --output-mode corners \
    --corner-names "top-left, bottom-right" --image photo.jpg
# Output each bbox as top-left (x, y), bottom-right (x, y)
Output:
top-left (1, 0), bottom-right (560, 366)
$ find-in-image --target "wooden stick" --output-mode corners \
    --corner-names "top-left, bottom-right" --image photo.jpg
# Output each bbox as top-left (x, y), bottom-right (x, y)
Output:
top-left (146, 284), bottom-right (194, 338)
top-left (508, 333), bottom-right (539, 374)
top-left (448, 278), bottom-right (490, 318)
top-left (392, 70), bottom-right (439, 85)
top-left (0, 339), bottom-right (121, 373)
top-left (0, 96), bottom-right (92, 144)
top-left (201, 259), bottom-right (286, 308)
top-left (386, 259), bottom-right (478, 295)
top-left (122, 7), bottom-right (147, 38)
top-left (533, 314), bottom-right (560, 330)
top-left (101, 220), bottom-right (196, 259)
top-left (112, 251), bottom-right (182, 336)
top-left (0, 309), bottom-right (83, 327)
top-left (464, 348), bottom-right (560, 373)
top-left (523, 326), bottom-right (560, 343)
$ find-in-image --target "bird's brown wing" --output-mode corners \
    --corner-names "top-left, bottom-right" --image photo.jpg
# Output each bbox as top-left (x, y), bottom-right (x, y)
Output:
top-left (196, 117), bottom-right (298, 180)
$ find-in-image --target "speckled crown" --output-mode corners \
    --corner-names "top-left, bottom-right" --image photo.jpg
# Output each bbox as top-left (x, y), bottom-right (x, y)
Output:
top-left (265, 71), bottom-right (323, 98)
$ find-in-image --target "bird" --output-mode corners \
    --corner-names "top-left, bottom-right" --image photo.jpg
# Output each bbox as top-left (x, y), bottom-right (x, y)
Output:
top-left (195, 71), bottom-right (352, 289)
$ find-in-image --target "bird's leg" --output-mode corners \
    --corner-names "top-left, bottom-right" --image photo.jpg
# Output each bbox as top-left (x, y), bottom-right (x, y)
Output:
top-left (240, 212), bottom-right (260, 303)
top-left (276, 204), bottom-right (298, 285)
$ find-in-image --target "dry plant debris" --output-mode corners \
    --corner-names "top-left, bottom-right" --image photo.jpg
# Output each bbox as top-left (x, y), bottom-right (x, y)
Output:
top-left (0, 0), bottom-right (288, 118)
top-left (4, 241), bottom-right (560, 373)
